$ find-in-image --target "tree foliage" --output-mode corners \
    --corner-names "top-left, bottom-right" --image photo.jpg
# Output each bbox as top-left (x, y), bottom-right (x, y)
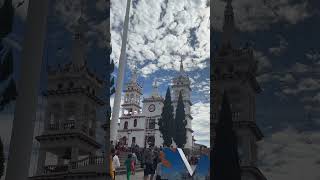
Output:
top-left (212, 92), bottom-right (241, 180)
top-left (173, 91), bottom-right (187, 148)
top-left (0, 0), bottom-right (17, 112)
top-left (159, 87), bottom-right (175, 147)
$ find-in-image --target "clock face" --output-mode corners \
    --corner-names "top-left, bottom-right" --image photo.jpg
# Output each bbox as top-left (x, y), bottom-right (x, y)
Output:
top-left (148, 104), bottom-right (155, 112)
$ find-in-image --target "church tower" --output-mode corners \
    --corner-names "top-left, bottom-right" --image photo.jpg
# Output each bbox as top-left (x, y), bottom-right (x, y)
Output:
top-left (212, 0), bottom-right (266, 180)
top-left (142, 80), bottom-right (164, 147)
top-left (31, 5), bottom-right (107, 180)
top-left (117, 71), bottom-right (145, 147)
top-left (172, 60), bottom-right (194, 149)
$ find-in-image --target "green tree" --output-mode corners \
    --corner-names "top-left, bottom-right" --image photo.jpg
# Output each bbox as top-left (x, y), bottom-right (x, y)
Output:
top-left (0, 0), bottom-right (17, 112)
top-left (159, 87), bottom-right (175, 147)
top-left (213, 92), bottom-right (241, 180)
top-left (173, 91), bottom-right (187, 148)
top-left (0, 137), bottom-right (4, 179)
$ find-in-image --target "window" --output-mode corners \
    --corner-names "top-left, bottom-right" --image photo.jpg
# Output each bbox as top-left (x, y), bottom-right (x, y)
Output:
top-left (134, 119), bottom-right (137, 127)
top-left (124, 121), bottom-right (128, 129)
top-left (69, 81), bottom-right (74, 88)
top-left (132, 137), bottom-right (136, 144)
top-left (57, 83), bottom-right (63, 89)
top-left (148, 119), bottom-right (155, 129)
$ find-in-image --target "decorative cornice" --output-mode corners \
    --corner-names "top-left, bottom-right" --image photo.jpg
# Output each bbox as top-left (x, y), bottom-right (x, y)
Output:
top-left (35, 132), bottom-right (101, 149)
top-left (43, 88), bottom-right (105, 106)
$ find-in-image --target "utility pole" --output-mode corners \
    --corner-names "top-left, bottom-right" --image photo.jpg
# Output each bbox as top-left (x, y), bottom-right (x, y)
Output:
top-left (5, 0), bottom-right (49, 180)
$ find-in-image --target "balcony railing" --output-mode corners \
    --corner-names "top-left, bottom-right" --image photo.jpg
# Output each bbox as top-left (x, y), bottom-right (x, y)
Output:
top-left (48, 123), bottom-right (59, 130)
top-left (69, 156), bottom-right (105, 169)
top-left (43, 165), bottom-right (68, 174)
top-left (64, 121), bottom-right (75, 129)
top-left (42, 156), bottom-right (105, 174)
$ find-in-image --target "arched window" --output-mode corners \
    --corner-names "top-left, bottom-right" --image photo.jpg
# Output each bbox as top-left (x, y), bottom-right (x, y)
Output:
top-left (124, 121), bottom-right (128, 129)
top-left (134, 119), bottom-right (137, 127)
top-left (130, 94), bottom-right (134, 102)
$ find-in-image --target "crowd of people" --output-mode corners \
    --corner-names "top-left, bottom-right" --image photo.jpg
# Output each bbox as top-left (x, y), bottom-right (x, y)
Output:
top-left (110, 142), bottom-right (205, 180)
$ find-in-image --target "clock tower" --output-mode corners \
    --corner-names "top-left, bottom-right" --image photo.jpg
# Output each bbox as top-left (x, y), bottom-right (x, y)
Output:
top-left (142, 80), bottom-right (164, 147)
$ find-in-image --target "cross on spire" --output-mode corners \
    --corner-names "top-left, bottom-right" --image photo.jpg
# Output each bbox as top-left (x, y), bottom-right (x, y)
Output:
top-left (180, 59), bottom-right (185, 74)
top-left (151, 79), bottom-right (159, 97)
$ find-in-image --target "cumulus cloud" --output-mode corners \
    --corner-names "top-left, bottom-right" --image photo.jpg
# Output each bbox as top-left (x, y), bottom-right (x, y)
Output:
top-left (191, 101), bottom-right (210, 147)
top-left (212, 0), bottom-right (311, 32)
top-left (111, 0), bottom-right (210, 75)
top-left (258, 127), bottom-right (320, 180)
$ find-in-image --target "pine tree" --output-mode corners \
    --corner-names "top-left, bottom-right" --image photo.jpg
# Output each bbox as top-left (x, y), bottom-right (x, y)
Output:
top-left (159, 87), bottom-right (175, 147)
top-left (174, 91), bottom-right (187, 148)
top-left (0, 0), bottom-right (16, 112)
top-left (212, 92), bottom-right (241, 180)
top-left (0, 137), bottom-right (4, 179)
top-left (0, 0), bottom-right (14, 41)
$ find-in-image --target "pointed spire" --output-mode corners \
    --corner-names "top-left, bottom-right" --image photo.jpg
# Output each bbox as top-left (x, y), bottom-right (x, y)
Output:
top-left (151, 79), bottom-right (159, 97)
top-left (221, 0), bottom-right (235, 48)
top-left (131, 69), bottom-right (138, 83)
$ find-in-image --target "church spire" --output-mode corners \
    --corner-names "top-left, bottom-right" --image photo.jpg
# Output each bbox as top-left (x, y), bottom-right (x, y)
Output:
top-left (70, 0), bottom-right (86, 68)
top-left (131, 69), bottom-right (138, 83)
top-left (180, 59), bottom-right (186, 76)
top-left (151, 79), bottom-right (159, 97)
top-left (221, 0), bottom-right (235, 48)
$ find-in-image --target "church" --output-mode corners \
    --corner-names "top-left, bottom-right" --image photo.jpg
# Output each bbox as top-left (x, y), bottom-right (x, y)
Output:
top-left (116, 61), bottom-right (194, 149)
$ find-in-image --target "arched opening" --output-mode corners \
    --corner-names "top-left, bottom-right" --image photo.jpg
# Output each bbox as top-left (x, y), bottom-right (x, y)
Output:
top-left (134, 119), bottom-right (137, 127)
top-left (124, 121), bottom-right (128, 129)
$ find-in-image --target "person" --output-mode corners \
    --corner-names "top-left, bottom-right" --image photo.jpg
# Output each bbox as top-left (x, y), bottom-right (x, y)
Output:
top-left (111, 149), bottom-right (120, 179)
top-left (143, 146), bottom-right (155, 180)
top-left (125, 153), bottom-right (133, 180)
top-left (131, 150), bottom-right (138, 175)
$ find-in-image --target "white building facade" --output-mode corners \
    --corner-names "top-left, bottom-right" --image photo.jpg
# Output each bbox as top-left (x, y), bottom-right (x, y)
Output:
top-left (117, 61), bottom-right (194, 149)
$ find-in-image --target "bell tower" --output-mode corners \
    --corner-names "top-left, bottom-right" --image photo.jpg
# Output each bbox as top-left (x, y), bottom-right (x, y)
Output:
top-left (172, 59), bottom-right (194, 149)
top-left (121, 71), bottom-right (143, 116)
top-left (32, 5), bottom-right (106, 179)
top-left (212, 0), bottom-right (267, 180)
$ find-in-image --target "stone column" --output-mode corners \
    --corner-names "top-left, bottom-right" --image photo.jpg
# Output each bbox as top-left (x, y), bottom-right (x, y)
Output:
top-left (36, 149), bottom-right (46, 175)
top-left (5, 1), bottom-right (49, 180)
top-left (57, 156), bottom-right (64, 166)
top-left (110, 0), bottom-right (132, 142)
top-left (71, 147), bottom-right (79, 162)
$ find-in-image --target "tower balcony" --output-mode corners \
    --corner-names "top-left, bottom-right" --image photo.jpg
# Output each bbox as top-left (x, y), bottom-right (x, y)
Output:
top-left (44, 121), bottom-right (95, 138)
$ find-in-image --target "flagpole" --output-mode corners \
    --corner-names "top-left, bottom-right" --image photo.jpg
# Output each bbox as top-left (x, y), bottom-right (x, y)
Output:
top-left (110, 0), bottom-right (132, 143)
top-left (5, 0), bottom-right (49, 179)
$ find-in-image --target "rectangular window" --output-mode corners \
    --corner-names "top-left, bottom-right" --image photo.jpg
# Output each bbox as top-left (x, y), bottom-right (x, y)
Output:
top-left (148, 119), bottom-right (156, 129)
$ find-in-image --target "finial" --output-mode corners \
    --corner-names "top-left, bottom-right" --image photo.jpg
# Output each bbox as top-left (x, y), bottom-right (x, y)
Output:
top-left (180, 59), bottom-right (184, 73)
top-left (221, 0), bottom-right (235, 47)
top-left (131, 69), bottom-right (138, 83)
top-left (151, 78), bottom-right (159, 97)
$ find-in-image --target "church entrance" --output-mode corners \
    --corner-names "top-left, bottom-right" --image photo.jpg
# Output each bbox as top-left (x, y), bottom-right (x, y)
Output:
top-left (145, 136), bottom-right (155, 147)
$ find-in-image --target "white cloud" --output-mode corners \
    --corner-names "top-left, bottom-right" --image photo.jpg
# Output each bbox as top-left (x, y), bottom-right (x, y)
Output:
top-left (191, 101), bottom-right (210, 147)
top-left (212, 0), bottom-right (311, 32)
top-left (111, 0), bottom-right (210, 75)
top-left (258, 127), bottom-right (320, 180)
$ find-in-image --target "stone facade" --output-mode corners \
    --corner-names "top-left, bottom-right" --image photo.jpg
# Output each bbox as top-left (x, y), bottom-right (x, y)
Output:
top-left (211, 0), bottom-right (266, 180)
top-left (117, 60), bottom-right (194, 149)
